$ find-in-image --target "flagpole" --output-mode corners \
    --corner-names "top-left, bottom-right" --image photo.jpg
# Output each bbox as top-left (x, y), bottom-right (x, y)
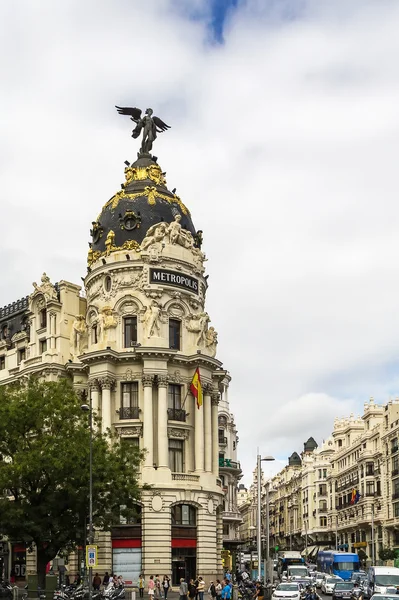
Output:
top-left (181, 386), bottom-right (190, 410)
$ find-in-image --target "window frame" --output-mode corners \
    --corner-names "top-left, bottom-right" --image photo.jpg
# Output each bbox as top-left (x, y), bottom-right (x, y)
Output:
top-left (120, 382), bottom-right (139, 419)
top-left (171, 503), bottom-right (196, 526)
top-left (169, 438), bottom-right (184, 473)
top-left (123, 316), bottom-right (138, 348)
top-left (40, 339), bottom-right (47, 354)
top-left (39, 308), bottom-right (47, 329)
top-left (0, 355), bottom-right (5, 370)
top-left (169, 318), bottom-right (181, 350)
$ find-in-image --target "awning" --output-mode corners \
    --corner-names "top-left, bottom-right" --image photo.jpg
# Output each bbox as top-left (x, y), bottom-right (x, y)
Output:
top-left (301, 546), bottom-right (317, 558)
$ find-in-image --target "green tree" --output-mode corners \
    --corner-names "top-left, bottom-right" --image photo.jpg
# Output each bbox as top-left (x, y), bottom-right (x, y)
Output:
top-left (379, 547), bottom-right (398, 561)
top-left (0, 378), bottom-right (144, 589)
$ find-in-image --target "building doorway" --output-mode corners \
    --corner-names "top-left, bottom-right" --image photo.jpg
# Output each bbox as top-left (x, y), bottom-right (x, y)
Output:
top-left (171, 550), bottom-right (196, 585)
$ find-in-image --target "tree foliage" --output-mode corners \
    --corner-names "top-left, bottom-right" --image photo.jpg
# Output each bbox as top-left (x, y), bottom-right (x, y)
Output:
top-left (0, 377), bottom-right (144, 587)
top-left (379, 547), bottom-right (398, 561)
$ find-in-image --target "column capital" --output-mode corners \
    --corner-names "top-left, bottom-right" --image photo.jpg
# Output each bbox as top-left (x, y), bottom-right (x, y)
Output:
top-left (203, 383), bottom-right (213, 395)
top-left (211, 392), bottom-right (220, 406)
top-left (157, 374), bottom-right (169, 388)
top-left (142, 373), bottom-right (155, 387)
top-left (88, 378), bottom-right (100, 392)
top-left (98, 376), bottom-right (116, 390)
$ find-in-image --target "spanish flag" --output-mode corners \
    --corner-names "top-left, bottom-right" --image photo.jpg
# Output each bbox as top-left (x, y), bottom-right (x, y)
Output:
top-left (190, 367), bottom-right (203, 409)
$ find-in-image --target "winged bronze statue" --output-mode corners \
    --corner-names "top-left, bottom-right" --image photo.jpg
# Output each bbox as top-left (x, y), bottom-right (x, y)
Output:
top-left (115, 106), bottom-right (170, 154)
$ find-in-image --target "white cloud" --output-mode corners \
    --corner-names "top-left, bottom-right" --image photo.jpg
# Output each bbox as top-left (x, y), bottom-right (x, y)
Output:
top-left (1, 0), bottom-right (399, 482)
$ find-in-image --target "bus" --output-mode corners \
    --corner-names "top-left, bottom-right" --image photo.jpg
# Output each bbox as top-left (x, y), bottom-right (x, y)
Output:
top-left (277, 552), bottom-right (305, 578)
top-left (317, 551), bottom-right (360, 581)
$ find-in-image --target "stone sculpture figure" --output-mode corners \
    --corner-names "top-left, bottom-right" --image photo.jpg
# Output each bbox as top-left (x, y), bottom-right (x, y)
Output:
top-left (205, 326), bottom-right (218, 357)
top-left (115, 106), bottom-right (170, 154)
top-left (196, 312), bottom-right (210, 346)
top-left (140, 222), bottom-right (168, 251)
top-left (146, 301), bottom-right (161, 338)
top-left (96, 306), bottom-right (118, 343)
top-left (70, 315), bottom-right (88, 356)
top-left (168, 214), bottom-right (182, 245)
top-left (32, 273), bottom-right (58, 302)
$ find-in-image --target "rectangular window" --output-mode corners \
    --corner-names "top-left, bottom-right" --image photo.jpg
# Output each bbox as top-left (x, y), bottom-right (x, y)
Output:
top-left (320, 517), bottom-right (327, 527)
top-left (366, 462), bottom-right (374, 476)
top-left (395, 503), bottom-right (399, 518)
top-left (40, 309), bottom-right (47, 329)
top-left (124, 316), bottom-right (137, 348)
top-left (323, 469), bottom-right (327, 478)
top-left (218, 429), bottom-right (226, 444)
top-left (393, 456), bottom-right (399, 473)
top-left (18, 348), bottom-right (26, 364)
top-left (120, 382), bottom-right (139, 419)
top-left (92, 325), bottom-right (98, 344)
top-left (169, 439), bottom-right (184, 472)
top-left (40, 339), bottom-right (47, 354)
top-left (169, 319), bottom-right (181, 350)
top-left (167, 384), bottom-right (185, 421)
top-left (0, 356), bottom-right (5, 370)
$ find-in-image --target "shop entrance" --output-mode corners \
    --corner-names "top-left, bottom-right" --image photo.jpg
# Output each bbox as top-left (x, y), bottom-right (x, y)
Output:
top-left (171, 550), bottom-right (196, 585)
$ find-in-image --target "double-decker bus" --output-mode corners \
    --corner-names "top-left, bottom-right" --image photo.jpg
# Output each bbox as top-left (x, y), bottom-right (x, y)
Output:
top-left (317, 551), bottom-right (360, 581)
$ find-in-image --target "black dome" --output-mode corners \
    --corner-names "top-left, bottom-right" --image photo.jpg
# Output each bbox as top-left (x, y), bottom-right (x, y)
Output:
top-left (90, 154), bottom-right (197, 256)
top-left (288, 452), bottom-right (302, 467)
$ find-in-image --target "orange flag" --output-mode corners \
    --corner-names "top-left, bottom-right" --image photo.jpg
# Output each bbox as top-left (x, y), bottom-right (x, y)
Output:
top-left (190, 367), bottom-right (203, 409)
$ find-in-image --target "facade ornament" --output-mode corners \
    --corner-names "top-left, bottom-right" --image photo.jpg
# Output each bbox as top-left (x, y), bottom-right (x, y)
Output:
top-left (115, 105), bottom-right (170, 155)
top-left (123, 163), bottom-right (167, 188)
top-left (31, 273), bottom-right (58, 303)
top-left (195, 313), bottom-right (210, 346)
top-left (168, 370), bottom-right (182, 384)
top-left (168, 427), bottom-right (189, 440)
top-left (70, 315), bottom-right (88, 357)
top-left (118, 210), bottom-right (142, 231)
top-left (105, 230), bottom-right (115, 256)
top-left (104, 187), bottom-right (189, 216)
top-left (142, 374), bottom-right (154, 388)
top-left (119, 425), bottom-right (143, 438)
top-left (157, 375), bottom-right (169, 388)
top-left (205, 326), bottom-right (218, 357)
top-left (98, 376), bottom-right (116, 390)
top-left (203, 383), bottom-right (214, 396)
top-left (145, 301), bottom-right (161, 337)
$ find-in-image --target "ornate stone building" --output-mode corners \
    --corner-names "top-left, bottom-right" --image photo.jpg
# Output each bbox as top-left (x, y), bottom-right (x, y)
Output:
top-left (0, 146), bottom-right (240, 583)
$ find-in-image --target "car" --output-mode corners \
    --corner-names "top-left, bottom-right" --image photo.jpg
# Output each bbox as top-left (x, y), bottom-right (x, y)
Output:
top-left (315, 573), bottom-right (325, 589)
top-left (350, 572), bottom-right (367, 582)
top-left (272, 582), bottom-right (302, 600)
top-left (368, 595), bottom-right (399, 600)
top-left (322, 577), bottom-right (343, 595)
top-left (332, 582), bottom-right (354, 600)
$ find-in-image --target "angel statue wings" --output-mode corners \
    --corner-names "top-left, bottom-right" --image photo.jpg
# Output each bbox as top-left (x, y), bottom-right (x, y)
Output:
top-left (115, 106), bottom-right (170, 154)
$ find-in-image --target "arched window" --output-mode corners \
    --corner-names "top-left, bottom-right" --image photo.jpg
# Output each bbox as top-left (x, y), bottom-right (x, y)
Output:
top-left (171, 504), bottom-right (196, 526)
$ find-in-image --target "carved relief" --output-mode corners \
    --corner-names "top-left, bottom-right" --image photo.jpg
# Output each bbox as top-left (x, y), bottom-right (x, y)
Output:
top-left (157, 375), bottom-right (168, 388)
top-left (142, 374), bottom-right (154, 387)
top-left (70, 315), bottom-right (88, 357)
top-left (168, 427), bottom-right (189, 440)
top-left (119, 425), bottom-right (143, 437)
top-left (98, 376), bottom-right (116, 390)
top-left (205, 326), bottom-right (218, 358)
top-left (168, 370), bottom-right (182, 384)
top-left (96, 306), bottom-right (118, 344)
top-left (105, 230), bottom-right (115, 256)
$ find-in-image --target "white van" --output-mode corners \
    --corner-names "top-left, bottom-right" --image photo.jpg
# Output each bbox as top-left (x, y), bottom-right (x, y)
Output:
top-left (367, 566), bottom-right (399, 597)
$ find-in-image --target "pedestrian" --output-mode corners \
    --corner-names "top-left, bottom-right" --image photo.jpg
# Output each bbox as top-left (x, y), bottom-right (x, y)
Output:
top-left (103, 572), bottom-right (110, 587)
top-left (197, 577), bottom-right (205, 600)
top-left (194, 577), bottom-right (199, 600)
top-left (162, 575), bottom-right (171, 600)
top-left (208, 582), bottom-right (216, 599)
top-left (188, 579), bottom-right (197, 600)
top-left (148, 575), bottom-right (155, 598)
top-left (93, 573), bottom-right (101, 591)
top-left (225, 572), bottom-right (231, 583)
top-left (74, 573), bottom-right (81, 586)
top-left (215, 580), bottom-right (222, 599)
top-left (139, 574), bottom-right (145, 598)
top-left (221, 581), bottom-right (231, 600)
top-left (155, 575), bottom-right (161, 599)
top-left (118, 575), bottom-right (125, 587)
top-left (254, 582), bottom-right (264, 600)
top-left (179, 577), bottom-right (188, 600)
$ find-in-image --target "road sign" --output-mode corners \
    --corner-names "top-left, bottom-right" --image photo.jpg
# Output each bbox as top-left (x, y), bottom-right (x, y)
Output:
top-left (86, 545), bottom-right (98, 568)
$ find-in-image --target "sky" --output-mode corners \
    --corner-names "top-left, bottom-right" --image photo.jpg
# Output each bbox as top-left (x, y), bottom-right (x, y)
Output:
top-left (1, 0), bottom-right (399, 484)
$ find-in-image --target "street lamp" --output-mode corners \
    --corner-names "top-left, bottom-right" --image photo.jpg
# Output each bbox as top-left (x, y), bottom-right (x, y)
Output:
top-left (257, 453), bottom-right (275, 581)
top-left (81, 397), bottom-right (93, 600)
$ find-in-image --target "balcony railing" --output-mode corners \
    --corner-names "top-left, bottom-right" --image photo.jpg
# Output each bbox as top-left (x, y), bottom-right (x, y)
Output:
top-left (319, 507), bottom-right (328, 512)
top-left (167, 408), bottom-right (187, 422)
top-left (172, 473), bottom-right (200, 482)
top-left (319, 490), bottom-right (328, 496)
top-left (392, 445), bottom-right (399, 453)
top-left (120, 406), bottom-right (140, 419)
top-left (393, 469), bottom-right (399, 477)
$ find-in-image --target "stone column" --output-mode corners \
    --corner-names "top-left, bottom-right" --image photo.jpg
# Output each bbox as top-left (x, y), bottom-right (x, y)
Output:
top-left (211, 392), bottom-right (220, 476)
top-left (204, 387), bottom-right (212, 472)
top-left (157, 375), bottom-right (169, 469)
top-left (142, 374), bottom-right (154, 468)
top-left (195, 391), bottom-right (205, 472)
top-left (49, 312), bottom-right (56, 349)
top-left (89, 379), bottom-right (100, 417)
top-left (99, 377), bottom-right (115, 434)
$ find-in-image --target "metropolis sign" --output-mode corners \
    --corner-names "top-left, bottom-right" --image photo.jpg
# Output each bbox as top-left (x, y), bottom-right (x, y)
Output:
top-left (150, 268), bottom-right (199, 294)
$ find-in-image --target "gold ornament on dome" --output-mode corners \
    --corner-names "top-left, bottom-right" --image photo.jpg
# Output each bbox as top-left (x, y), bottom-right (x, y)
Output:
top-left (87, 239), bottom-right (140, 266)
top-left (101, 186), bottom-right (189, 216)
top-left (123, 164), bottom-right (167, 188)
